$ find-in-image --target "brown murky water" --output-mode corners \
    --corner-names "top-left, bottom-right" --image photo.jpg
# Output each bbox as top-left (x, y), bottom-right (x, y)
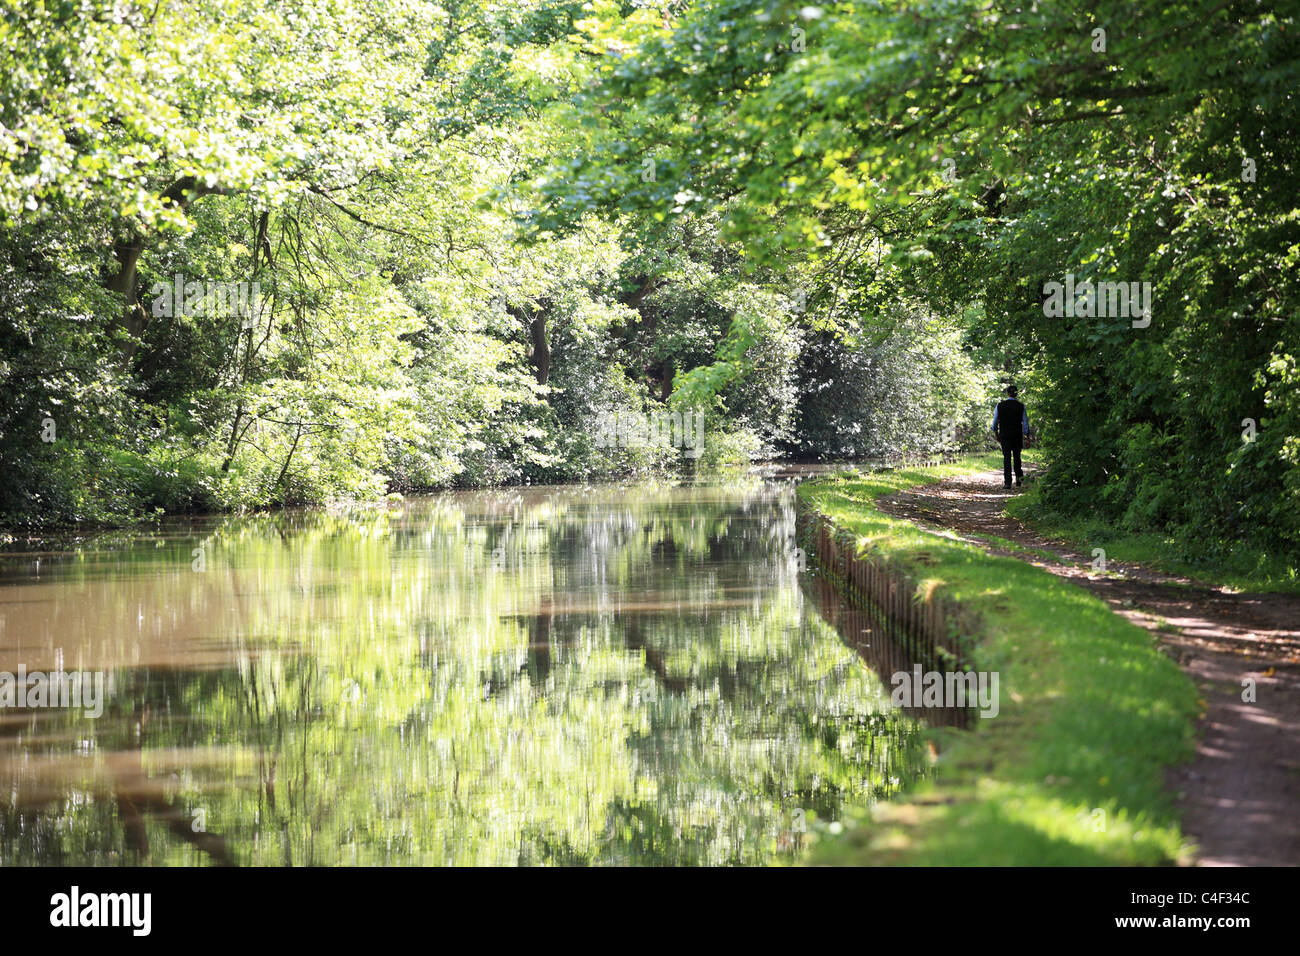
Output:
top-left (0, 473), bottom-right (930, 865)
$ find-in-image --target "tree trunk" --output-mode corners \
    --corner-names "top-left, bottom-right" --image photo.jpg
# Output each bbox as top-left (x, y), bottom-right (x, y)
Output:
top-left (529, 312), bottom-right (550, 385)
top-left (103, 176), bottom-right (232, 367)
top-left (106, 237), bottom-right (146, 368)
top-left (220, 210), bottom-right (270, 473)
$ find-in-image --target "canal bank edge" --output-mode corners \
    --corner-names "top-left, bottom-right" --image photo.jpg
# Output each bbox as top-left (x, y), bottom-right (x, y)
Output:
top-left (795, 453), bottom-right (1201, 865)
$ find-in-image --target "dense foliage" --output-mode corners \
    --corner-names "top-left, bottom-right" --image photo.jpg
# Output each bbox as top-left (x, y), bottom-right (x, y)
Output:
top-left (0, 0), bottom-right (996, 528)
top-left (534, 0), bottom-right (1299, 558)
top-left (2, 0), bottom-right (1295, 563)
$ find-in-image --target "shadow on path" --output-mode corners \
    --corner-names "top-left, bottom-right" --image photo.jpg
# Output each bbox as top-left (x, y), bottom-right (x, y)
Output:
top-left (879, 468), bottom-right (1300, 867)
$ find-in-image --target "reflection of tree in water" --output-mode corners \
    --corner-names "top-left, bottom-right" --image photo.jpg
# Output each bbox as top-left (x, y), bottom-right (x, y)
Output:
top-left (595, 606), bottom-right (926, 866)
top-left (0, 669), bottom-right (240, 865)
top-left (0, 480), bottom-right (928, 866)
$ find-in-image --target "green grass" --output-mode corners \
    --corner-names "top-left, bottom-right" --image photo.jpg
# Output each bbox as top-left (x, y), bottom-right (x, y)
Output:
top-left (797, 453), bottom-right (1201, 865)
top-left (1004, 484), bottom-right (1300, 595)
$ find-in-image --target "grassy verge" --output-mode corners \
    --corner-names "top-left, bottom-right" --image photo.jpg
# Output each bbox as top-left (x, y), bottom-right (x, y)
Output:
top-left (1004, 480), bottom-right (1300, 595)
top-left (797, 453), bottom-right (1200, 865)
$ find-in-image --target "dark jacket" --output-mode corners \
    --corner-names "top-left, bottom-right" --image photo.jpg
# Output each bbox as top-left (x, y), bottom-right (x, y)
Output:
top-left (992, 398), bottom-right (1028, 444)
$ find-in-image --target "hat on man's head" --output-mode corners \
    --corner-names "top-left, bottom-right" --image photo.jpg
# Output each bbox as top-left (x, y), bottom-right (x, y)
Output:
top-left (1006, 384), bottom-right (1018, 396)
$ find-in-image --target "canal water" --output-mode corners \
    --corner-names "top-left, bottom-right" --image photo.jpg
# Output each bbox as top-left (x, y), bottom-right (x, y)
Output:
top-left (0, 471), bottom-right (931, 866)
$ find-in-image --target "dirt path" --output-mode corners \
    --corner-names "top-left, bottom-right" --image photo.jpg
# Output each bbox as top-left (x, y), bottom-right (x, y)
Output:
top-left (879, 467), bottom-right (1300, 867)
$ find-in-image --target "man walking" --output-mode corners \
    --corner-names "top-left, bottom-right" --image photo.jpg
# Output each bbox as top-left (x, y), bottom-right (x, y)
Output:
top-left (991, 385), bottom-right (1029, 488)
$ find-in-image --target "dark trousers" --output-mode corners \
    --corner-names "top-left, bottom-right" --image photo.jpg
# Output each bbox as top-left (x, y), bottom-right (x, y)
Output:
top-left (999, 438), bottom-right (1023, 485)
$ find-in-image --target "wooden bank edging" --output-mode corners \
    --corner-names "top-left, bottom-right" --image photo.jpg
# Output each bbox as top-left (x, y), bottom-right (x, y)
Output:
top-left (794, 460), bottom-right (1204, 865)
top-left (795, 496), bottom-right (981, 678)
